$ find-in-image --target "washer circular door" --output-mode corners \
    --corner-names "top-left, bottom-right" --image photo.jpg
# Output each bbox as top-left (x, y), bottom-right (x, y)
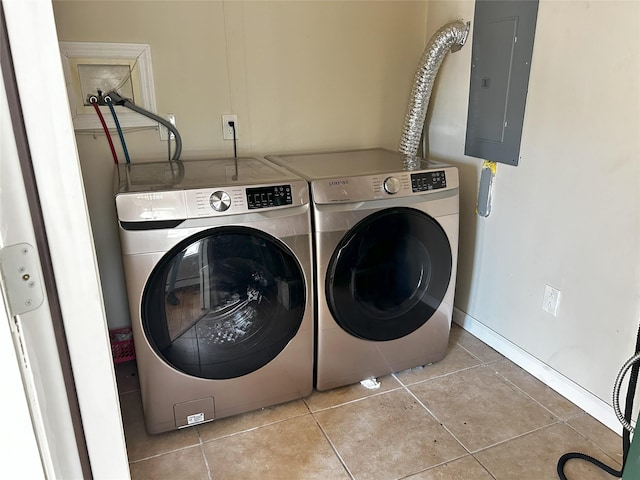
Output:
top-left (326, 207), bottom-right (452, 341)
top-left (142, 226), bottom-right (306, 379)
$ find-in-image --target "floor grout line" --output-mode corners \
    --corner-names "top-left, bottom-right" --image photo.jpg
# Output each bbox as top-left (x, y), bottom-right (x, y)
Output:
top-left (303, 384), bottom-right (405, 414)
top-left (467, 455), bottom-right (498, 480)
top-left (309, 412), bottom-right (356, 480)
top-left (393, 362), bottom-right (487, 388)
top-left (401, 382), bottom-right (473, 456)
top-left (454, 340), bottom-right (503, 367)
top-left (127, 442), bottom-right (203, 464)
top-left (488, 365), bottom-right (571, 423)
top-left (119, 330), bottom-right (621, 479)
top-left (394, 453), bottom-right (477, 480)
top-left (196, 409), bottom-right (313, 444)
top-left (468, 419), bottom-right (565, 455)
top-left (196, 425), bottom-right (213, 480)
top-left (563, 419), bottom-right (624, 467)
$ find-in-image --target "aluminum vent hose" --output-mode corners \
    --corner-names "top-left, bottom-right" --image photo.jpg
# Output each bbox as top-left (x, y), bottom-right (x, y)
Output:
top-left (398, 20), bottom-right (470, 158)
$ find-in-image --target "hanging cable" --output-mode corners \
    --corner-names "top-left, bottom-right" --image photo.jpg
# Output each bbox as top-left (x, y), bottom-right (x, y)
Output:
top-left (229, 120), bottom-right (238, 180)
top-left (104, 95), bottom-right (131, 164)
top-left (230, 120), bottom-right (237, 159)
top-left (105, 91), bottom-right (182, 161)
top-left (89, 96), bottom-right (118, 165)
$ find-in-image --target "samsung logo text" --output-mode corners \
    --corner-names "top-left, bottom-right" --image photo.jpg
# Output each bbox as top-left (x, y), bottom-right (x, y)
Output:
top-left (328, 180), bottom-right (349, 186)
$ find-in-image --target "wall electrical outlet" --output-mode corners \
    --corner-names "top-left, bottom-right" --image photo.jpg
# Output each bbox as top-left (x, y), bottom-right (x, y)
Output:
top-left (542, 284), bottom-right (561, 316)
top-left (222, 114), bottom-right (238, 140)
top-left (159, 113), bottom-right (176, 141)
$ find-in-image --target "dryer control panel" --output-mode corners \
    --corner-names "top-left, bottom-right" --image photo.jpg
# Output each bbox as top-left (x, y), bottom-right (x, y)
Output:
top-left (411, 171), bottom-right (447, 192)
top-left (310, 167), bottom-right (458, 204)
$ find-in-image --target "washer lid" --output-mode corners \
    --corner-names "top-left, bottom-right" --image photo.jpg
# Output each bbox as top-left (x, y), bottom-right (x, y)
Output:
top-left (115, 156), bottom-right (301, 194)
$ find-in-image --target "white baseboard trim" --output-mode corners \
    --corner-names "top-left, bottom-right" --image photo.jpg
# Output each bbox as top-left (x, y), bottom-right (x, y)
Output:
top-left (453, 307), bottom-right (622, 435)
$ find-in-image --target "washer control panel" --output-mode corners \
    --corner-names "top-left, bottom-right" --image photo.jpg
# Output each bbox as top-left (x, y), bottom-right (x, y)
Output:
top-left (246, 185), bottom-right (293, 209)
top-left (116, 179), bottom-right (308, 222)
top-left (410, 171), bottom-right (447, 192)
top-left (181, 181), bottom-right (305, 218)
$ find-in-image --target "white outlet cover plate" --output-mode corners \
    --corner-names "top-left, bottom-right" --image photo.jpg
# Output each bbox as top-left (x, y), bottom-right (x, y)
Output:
top-left (543, 284), bottom-right (561, 316)
top-left (222, 114), bottom-right (238, 140)
top-left (159, 114), bottom-right (176, 141)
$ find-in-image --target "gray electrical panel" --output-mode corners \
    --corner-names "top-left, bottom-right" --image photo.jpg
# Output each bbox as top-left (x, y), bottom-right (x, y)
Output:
top-left (465, 0), bottom-right (538, 166)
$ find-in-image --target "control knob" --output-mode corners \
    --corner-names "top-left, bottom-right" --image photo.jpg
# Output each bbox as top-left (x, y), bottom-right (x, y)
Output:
top-left (209, 191), bottom-right (231, 212)
top-left (383, 176), bottom-right (401, 194)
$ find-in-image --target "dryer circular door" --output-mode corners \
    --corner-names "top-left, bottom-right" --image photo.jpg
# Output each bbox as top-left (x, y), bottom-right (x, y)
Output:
top-left (326, 207), bottom-right (452, 341)
top-left (142, 226), bottom-right (306, 379)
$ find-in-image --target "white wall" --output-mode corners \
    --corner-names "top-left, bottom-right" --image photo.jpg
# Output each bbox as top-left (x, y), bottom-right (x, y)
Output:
top-left (426, 0), bottom-right (640, 407)
top-left (52, 0), bottom-right (429, 329)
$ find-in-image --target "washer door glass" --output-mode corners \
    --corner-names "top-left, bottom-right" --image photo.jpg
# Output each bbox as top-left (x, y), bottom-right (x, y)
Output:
top-left (142, 226), bottom-right (306, 379)
top-left (326, 207), bottom-right (452, 341)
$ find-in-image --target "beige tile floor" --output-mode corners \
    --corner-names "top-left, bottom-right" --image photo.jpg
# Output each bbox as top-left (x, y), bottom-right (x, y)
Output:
top-left (116, 324), bottom-right (623, 479)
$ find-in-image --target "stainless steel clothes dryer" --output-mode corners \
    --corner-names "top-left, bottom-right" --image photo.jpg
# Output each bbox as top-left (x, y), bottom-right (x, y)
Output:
top-left (114, 157), bottom-right (313, 434)
top-left (266, 148), bottom-right (458, 391)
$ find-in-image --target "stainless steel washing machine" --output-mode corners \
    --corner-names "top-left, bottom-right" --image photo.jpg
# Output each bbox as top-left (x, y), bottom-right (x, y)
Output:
top-left (114, 157), bottom-right (313, 433)
top-left (266, 148), bottom-right (458, 391)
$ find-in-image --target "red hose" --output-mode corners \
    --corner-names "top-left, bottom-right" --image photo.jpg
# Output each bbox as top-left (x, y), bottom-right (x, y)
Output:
top-left (91, 99), bottom-right (118, 165)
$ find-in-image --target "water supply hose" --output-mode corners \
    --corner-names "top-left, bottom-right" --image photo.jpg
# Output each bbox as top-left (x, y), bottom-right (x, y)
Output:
top-left (89, 96), bottom-right (118, 165)
top-left (106, 90), bottom-right (182, 161)
top-left (104, 95), bottom-right (131, 164)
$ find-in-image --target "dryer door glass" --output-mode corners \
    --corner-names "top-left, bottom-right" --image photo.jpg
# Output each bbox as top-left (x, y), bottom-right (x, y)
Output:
top-left (142, 226), bottom-right (305, 379)
top-left (326, 207), bottom-right (452, 341)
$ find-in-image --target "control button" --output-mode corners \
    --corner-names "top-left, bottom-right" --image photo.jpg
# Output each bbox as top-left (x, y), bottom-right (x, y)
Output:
top-left (383, 176), bottom-right (401, 194)
top-left (209, 191), bottom-right (231, 212)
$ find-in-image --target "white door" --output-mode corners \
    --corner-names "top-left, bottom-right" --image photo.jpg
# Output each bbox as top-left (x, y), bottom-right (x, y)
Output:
top-left (0, 260), bottom-right (44, 477)
top-left (1, 1), bottom-right (130, 478)
top-left (0, 53), bottom-right (90, 480)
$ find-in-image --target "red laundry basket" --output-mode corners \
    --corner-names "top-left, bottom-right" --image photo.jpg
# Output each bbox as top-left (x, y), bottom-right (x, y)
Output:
top-left (109, 327), bottom-right (136, 363)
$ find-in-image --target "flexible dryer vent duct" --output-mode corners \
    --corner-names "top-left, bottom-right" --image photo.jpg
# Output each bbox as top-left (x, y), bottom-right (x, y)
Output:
top-left (399, 20), bottom-right (470, 157)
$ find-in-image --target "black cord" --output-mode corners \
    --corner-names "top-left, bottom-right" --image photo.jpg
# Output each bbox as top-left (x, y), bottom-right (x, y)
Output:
top-left (230, 121), bottom-right (237, 158)
top-left (557, 452), bottom-right (622, 479)
top-left (556, 323), bottom-right (640, 479)
top-left (229, 120), bottom-right (238, 181)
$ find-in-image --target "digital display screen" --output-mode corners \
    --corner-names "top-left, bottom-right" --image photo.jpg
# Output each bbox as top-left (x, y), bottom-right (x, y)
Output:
top-left (411, 171), bottom-right (447, 192)
top-left (246, 185), bottom-right (293, 209)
